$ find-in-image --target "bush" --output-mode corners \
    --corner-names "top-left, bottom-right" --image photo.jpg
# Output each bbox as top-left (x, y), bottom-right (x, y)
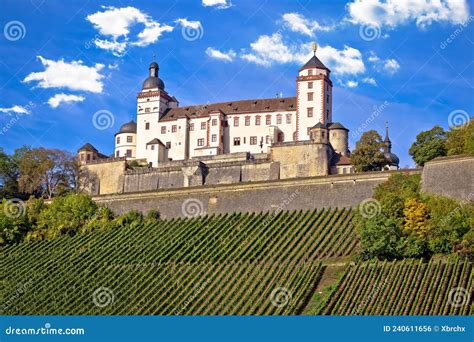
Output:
top-left (114, 210), bottom-right (144, 228)
top-left (34, 193), bottom-right (98, 239)
top-left (0, 198), bottom-right (30, 246)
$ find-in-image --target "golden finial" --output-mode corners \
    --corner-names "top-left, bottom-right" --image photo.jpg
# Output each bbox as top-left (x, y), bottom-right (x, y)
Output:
top-left (312, 42), bottom-right (317, 56)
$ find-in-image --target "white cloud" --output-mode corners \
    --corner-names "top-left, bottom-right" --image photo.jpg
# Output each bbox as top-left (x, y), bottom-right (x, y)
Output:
top-left (133, 21), bottom-right (173, 47)
top-left (241, 33), bottom-right (366, 77)
top-left (47, 93), bottom-right (85, 108)
top-left (346, 0), bottom-right (470, 29)
top-left (0, 105), bottom-right (30, 114)
top-left (175, 18), bottom-right (202, 30)
top-left (346, 80), bottom-right (359, 88)
top-left (86, 6), bottom-right (173, 55)
top-left (368, 52), bottom-right (400, 75)
top-left (206, 47), bottom-right (236, 62)
top-left (282, 12), bottom-right (333, 37)
top-left (202, 0), bottom-right (232, 9)
top-left (23, 56), bottom-right (105, 93)
top-left (362, 77), bottom-right (377, 85)
top-left (383, 59), bottom-right (400, 74)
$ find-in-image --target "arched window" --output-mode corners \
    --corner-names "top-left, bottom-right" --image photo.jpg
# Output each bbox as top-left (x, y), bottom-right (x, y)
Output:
top-left (293, 131), bottom-right (297, 141)
top-left (277, 132), bottom-right (284, 142)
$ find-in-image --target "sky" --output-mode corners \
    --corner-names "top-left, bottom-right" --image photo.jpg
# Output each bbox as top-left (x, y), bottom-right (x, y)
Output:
top-left (0, 0), bottom-right (473, 168)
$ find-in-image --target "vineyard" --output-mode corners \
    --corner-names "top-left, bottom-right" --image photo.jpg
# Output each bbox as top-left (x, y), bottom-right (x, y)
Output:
top-left (321, 258), bottom-right (473, 315)
top-left (1, 208), bottom-right (357, 315)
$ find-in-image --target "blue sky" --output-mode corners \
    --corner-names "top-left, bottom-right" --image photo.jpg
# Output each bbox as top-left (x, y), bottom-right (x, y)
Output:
top-left (1, 0), bottom-right (473, 167)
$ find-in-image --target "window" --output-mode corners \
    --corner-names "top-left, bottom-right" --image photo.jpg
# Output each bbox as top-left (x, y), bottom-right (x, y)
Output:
top-left (255, 116), bottom-right (261, 125)
top-left (266, 135), bottom-right (271, 144)
top-left (266, 116), bottom-right (271, 125)
top-left (250, 136), bottom-right (257, 145)
top-left (307, 107), bottom-right (313, 117)
top-left (172, 125), bottom-right (177, 133)
top-left (245, 116), bottom-right (250, 126)
top-left (277, 114), bottom-right (282, 124)
top-left (87, 154), bottom-right (91, 161)
top-left (212, 119), bottom-right (217, 126)
top-left (233, 137), bottom-right (241, 146)
top-left (307, 127), bottom-right (311, 135)
top-left (197, 138), bottom-right (204, 146)
top-left (308, 82), bottom-right (313, 89)
top-left (166, 142), bottom-right (171, 149)
top-left (127, 136), bottom-right (133, 143)
top-left (234, 117), bottom-right (239, 127)
top-left (145, 122), bottom-right (150, 130)
top-left (211, 134), bottom-right (217, 142)
top-left (201, 122), bottom-right (206, 130)
top-left (327, 94), bottom-right (329, 103)
top-left (115, 151), bottom-right (119, 158)
top-left (161, 126), bottom-right (166, 134)
top-left (189, 123), bottom-right (194, 131)
top-left (293, 132), bottom-right (297, 141)
top-left (326, 109), bottom-right (330, 119)
top-left (308, 70), bottom-right (313, 76)
top-left (126, 150), bottom-right (132, 158)
top-left (80, 154), bottom-right (84, 161)
top-left (286, 114), bottom-right (291, 124)
top-left (145, 108), bottom-right (150, 113)
top-left (307, 92), bottom-right (313, 101)
top-left (116, 137), bottom-right (120, 144)
top-left (277, 132), bottom-right (284, 142)
top-left (151, 145), bottom-right (155, 150)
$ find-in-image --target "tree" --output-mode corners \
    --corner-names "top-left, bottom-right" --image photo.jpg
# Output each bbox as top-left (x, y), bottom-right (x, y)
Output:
top-left (446, 119), bottom-right (474, 156)
top-left (351, 130), bottom-right (386, 172)
top-left (18, 148), bottom-right (77, 199)
top-left (403, 198), bottom-right (430, 239)
top-left (409, 125), bottom-right (446, 166)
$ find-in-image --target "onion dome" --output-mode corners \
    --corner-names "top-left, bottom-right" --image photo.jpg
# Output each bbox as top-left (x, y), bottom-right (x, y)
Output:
top-left (142, 61), bottom-right (165, 90)
top-left (383, 122), bottom-right (399, 167)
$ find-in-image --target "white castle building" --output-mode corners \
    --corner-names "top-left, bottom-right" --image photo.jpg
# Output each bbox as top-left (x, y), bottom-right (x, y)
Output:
top-left (113, 45), bottom-right (354, 168)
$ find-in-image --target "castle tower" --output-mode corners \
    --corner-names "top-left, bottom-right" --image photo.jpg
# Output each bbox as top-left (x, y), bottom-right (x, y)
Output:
top-left (328, 122), bottom-right (349, 156)
top-left (115, 121), bottom-right (137, 159)
top-left (383, 122), bottom-right (399, 170)
top-left (296, 43), bottom-right (332, 141)
top-left (135, 60), bottom-right (178, 160)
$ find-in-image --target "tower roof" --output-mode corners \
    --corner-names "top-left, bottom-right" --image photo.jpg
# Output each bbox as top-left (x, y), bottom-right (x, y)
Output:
top-left (299, 55), bottom-right (329, 72)
top-left (142, 60), bottom-right (165, 90)
top-left (383, 122), bottom-right (399, 166)
top-left (116, 120), bottom-right (137, 135)
top-left (77, 143), bottom-right (98, 153)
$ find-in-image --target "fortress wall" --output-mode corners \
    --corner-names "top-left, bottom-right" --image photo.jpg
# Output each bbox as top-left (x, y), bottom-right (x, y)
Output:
top-left (95, 170), bottom-right (419, 218)
top-left (241, 162), bottom-right (280, 182)
top-left (421, 155), bottom-right (473, 201)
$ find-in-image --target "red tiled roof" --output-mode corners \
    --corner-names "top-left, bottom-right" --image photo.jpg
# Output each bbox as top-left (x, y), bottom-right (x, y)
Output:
top-left (160, 97), bottom-right (296, 121)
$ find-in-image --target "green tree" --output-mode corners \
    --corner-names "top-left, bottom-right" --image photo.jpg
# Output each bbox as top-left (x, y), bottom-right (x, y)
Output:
top-left (409, 125), bottom-right (446, 166)
top-left (446, 119), bottom-right (474, 156)
top-left (351, 130), bottom-right (386, 172)
top-left (0, 198), bottom-right (30, 246)
top-left (18, 148), bottom-right (77, 198)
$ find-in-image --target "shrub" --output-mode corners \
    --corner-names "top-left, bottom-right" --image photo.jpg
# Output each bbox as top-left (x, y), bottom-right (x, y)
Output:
top-left (0, 199), bottom-right (30, 246)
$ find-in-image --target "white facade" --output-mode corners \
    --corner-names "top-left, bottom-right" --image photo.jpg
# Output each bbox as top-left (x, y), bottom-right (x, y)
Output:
top-left (116, 52), bottom-right (339, 166)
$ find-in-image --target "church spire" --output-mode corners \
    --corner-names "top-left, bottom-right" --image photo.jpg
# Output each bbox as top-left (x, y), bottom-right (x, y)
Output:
top-left (312, 42), bottom-right (317, 56)
top-left (384, 121), bottom-right (392, 152)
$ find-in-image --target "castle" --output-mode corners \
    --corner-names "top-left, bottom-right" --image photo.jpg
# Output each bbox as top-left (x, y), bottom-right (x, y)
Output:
top-left (78, 45), bottom-right (399, 195)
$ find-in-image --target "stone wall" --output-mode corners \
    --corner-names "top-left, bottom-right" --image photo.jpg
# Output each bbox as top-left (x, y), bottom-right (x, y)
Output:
top-left (270, 142), bottom-right (329, 179)
top-left (95, 170), bottom-right (419, 218)
top-left (83, 159), bottom-right (127, 195)
top-left (421, 155), bottom-right (473, 202)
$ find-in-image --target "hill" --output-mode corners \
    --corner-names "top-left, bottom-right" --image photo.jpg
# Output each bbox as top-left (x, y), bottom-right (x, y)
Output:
top-left (1, 208), bottom-right (356, 315)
